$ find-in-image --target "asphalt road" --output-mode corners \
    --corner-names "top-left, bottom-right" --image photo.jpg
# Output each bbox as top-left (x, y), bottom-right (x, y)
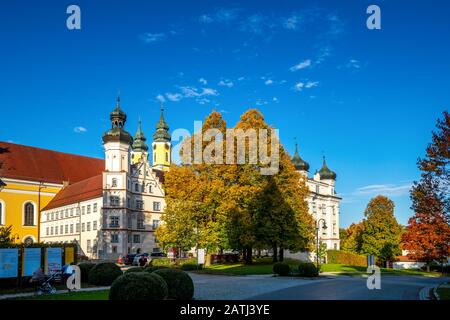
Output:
top-left (248, 275), bottom-right (449, 300)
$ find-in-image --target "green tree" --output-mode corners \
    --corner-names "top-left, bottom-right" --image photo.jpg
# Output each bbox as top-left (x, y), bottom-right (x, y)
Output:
top-left (360, 196), bottom-right (402, 263)
top-left (340, 222), bottom-right (364, 254)
top-left (0, 225), bottom-right (14, 244)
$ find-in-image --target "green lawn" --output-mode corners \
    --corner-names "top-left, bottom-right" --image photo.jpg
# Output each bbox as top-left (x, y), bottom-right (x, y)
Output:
top-left (11, 289), bottom-right (109, 300)
top-left (198, 261), bottom-right (442, 277)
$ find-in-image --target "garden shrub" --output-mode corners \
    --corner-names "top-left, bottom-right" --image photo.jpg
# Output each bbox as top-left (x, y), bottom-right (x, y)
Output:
top-left (181, 263), bottom-right (201, 271)
top-left (273, 262), bottom-right (290, 276)
top-left (144, 265), bottom-right (169, 273)
top-left (298, 263), bottom-right (319, 277)
top-left (109, 272), bottom-right (168, 300)
top-left (153, 268), bottom-right (194, 300)
top-left (327, 250), bottom-right (366, 266)
top-left (78, 262), bottom-right (96, 283)
top-left (151, 258), bottom-right (177, 268)
top-left (124, 267), bottom-right (144, 274)
top-left (88, 262), bottom-right (123, 286)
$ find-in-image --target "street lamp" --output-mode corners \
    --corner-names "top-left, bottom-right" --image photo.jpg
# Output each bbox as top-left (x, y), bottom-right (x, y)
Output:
top-left (316, 218), bottom-right (327, 271)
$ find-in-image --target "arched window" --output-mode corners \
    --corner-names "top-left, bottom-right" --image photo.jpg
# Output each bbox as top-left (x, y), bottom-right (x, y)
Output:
top-left (24, 202), bottom-right (34, 226)
top-left (112, 178), bottom-right (117, 187)
top-left (24, 237), bottom-right (34, 245)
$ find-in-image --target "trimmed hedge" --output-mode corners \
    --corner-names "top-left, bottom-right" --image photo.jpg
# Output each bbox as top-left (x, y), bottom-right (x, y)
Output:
top-left (273, 262), bottom-right (290, 276)
top-left (124, 267), bottom-right (144, 274)
top-left (88, 262), bottom-right (123, 286)
top-left (298, 263), bottom-right (319, 277)
top-left (78, 262), bottom-right (96, 283)
top-left (109, 272), bottom-right (168, 300)
top-left (153, 268), bottom-right (194, 300)
top-left (327, 250), bottom-right (366, 266)
top-left (181, 263), bottom-right (201, 271)
top-left (151, 258), bottom-right (177, 268)
top-left (144, 265), bottom-right (169, 273)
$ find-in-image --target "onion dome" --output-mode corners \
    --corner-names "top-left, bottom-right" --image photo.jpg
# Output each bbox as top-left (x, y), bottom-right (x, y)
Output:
top-left (132, 119), bottom-right (148, 152)
top-left (319, 156), bottom-right (337, 180)
top-left (102, 96), bottom-right (133, 145)
top-left (153, 104), bottom-right (171, 142)
top-left (292, 143), bottom-right (310, 171)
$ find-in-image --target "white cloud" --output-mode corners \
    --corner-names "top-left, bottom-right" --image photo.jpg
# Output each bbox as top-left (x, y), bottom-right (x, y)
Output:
top-left (237, 76), bottom-right (246, 81)
top-left (156, 94), bottom-right (166, 103)
top-left (272, 97), bottom-right (279, 103)
top-left (218, 79), bottom-right (234, 88)
top-left (290, 59), bottom-right (311, 71)
top-left (199, 78), bottom-right (208, 85)
top-left (294, 82), bottom-right (305, 91)
top-left (74, 126), bottom-right (87, 133)
top-left (139, 33), bottom-right (166, 44)
top-left (344, 183), bottom-right (413, 199)
top-left (305, 81), bottom-right (319, 88)
top-left (283, 14), bottom-right (303, 30)
top-left (264, 79), bottom-right (274, 85)
top-left (165, 92), bottom-right (183, 102)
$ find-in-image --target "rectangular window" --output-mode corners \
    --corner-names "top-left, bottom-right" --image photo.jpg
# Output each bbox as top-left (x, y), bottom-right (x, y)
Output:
top-left (127, 198), bottom-right (131, 208)
top-left (110, 196), bottom-right (120, 207)
top-left (51, 227), bottom-right (54, 235)
top-left (316, 185), bottom-right (320, 194)
top-left (87, 240), bottom-right (91, 253)
top-left (82, 206), bottom-right (85, 215)
top-left (152, 220), bottom-right (160, 230)
top-left (87, 205), bottom-right (91, 214)
top-left (133, 234), bottom-right (140, 243)
top-left (70, 208), bottom-right (74, 217)
top-left (112, 246), bottom-right (117, 253)
top-left (55, 226), bottom-right (58, 235)
top-left (136, 200), bottom-right (144, 210)
top-left (76, 223), bottom-right (80, 232)
top-left (61, 225), bottom-right (64, 234)
top-left (76, 208), bottom-right (80, 216)
top-left (110, 216), bottom-right (120, 228)
top-left (137, 216), bottom-right (144, 229)
top-left (81, 223), bottom-right (85, 232)
top-left (93, 203), bottom-right (97, 213)
top-left (46, 227), bottom-right (49, 236)
top-left (128, 233), bottom-right (132, 243)
top-left (93, 221), bottom-right (97, 230)
top-left (87, 222), bottom-right (91, 231)
top-left (127, 216), bottom-right (132, 228)
top-left (153, 202), bottom-right (161, 211)
top-left (65, 225), bottom-right (68, 234)
top-left (65, 210), bottom-right (68, 218)
top-left (70, 224), bottom-right (74, 233)
top-left (111, 234), bottom-right (119, 243)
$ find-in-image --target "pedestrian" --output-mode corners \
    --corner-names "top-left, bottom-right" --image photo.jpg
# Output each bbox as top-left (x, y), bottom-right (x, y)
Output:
top-left (139, 255), bottom-right (147, 267)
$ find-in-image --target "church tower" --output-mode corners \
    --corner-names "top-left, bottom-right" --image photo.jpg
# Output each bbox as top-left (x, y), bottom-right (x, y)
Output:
top-left (131, 119), bottom-right (149, 164)
top-left (291, 142), bottom-right (310, 178)
top-left (152, 104), bottom-right (171, 171)
top-left (102, 96), bottom-right (133, 172)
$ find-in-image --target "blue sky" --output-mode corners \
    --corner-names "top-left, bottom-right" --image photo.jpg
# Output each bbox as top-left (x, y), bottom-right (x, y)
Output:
top-left (1, 1), bottom-right (449, 227)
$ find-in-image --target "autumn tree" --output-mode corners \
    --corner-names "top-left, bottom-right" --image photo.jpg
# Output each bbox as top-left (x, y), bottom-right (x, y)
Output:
top-left (360, 195), bottom-right (402, 263)
top-left (340, 222), bottom-right (364, 254)
top-left (402, 112), bottom-right (450, 270)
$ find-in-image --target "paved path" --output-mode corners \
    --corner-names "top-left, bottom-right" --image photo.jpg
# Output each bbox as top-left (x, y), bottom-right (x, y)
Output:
top-left (190, 273), bottom-right (449, 300)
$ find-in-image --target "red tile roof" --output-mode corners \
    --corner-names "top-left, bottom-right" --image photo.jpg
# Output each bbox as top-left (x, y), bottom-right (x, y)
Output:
top-left (43, 174), bottom-right (103, 210)
top-left (0, 141), bottom-right (104, 184)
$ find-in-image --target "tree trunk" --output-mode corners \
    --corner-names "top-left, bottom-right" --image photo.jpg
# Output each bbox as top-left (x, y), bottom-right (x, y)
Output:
top-left (279, 248), bottom-right (284, 262)
top-left (272, 246), bottom-right (278, 263)
top-left (245, 247), bottom-right (253, 264)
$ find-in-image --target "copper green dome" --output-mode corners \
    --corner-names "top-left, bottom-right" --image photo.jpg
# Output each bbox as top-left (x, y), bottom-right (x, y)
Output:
top-left (102, 96), bottom-right (132, 145)
top-left (132, 119), bottom-right (148, 152)
top-left (319, 157), bottom-right (337, 180)
top-left (292, 143), bottom-right (309, 171)
top-left (153, 105), bottom-right (171, 142)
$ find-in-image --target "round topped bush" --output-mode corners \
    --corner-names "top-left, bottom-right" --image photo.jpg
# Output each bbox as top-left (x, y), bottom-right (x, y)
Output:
top-left (88, 262), bottom-right (123, 286)
top-left (273, 262), bottom-right (290, 276)
top-left (77, 262), bottom-right (95, 283)
top-left (124, 267), bottom-right (144, 274)
top-left (109, 272), bottom-right (168, 300)
top-left (153, 268), bottom-right (194, 300)
top-left (298, 263), bottom-right (319, 277)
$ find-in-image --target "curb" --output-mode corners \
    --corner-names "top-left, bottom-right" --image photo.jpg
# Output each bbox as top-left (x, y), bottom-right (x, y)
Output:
top-left (0, 286), bottom-right (110, 300)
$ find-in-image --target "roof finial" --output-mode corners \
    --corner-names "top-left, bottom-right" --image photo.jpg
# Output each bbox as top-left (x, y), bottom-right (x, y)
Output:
top-left (294, 137), bottom-right (299, 155)
top-left (116, 92), bottom-right (121, 108)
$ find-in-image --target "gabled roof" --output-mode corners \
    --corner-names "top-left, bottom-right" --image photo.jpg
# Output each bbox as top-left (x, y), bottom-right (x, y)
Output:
top-left (0, 141), bottom-right (104, 184)
top-left (43, 174), bottom-right (103, 210)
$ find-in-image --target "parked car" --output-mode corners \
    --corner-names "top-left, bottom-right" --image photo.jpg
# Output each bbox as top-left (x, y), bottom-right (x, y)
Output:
top-left (132, 253), bottom-right (149, 266)
top-left (124, 254), bottom-right (137, 265)
top-left (150, 252), bottom-right (167, 258)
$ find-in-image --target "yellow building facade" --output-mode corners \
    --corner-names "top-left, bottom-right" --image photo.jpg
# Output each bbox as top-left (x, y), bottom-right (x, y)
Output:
top-left (0, 179), bottom-right (61, 243)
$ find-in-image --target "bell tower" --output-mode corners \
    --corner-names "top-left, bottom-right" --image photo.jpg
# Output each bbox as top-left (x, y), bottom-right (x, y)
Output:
top-left (131, 118), bottom-right (149, 164)
top-left (152, 104), bottom-right (171, 171)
